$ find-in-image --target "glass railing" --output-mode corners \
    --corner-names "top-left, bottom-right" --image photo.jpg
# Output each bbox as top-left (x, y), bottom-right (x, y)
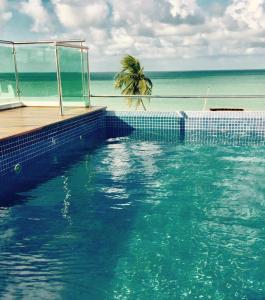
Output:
top-left (57, 45), bottom-right (89, 113)
top-left (0, 43), bottom-right (18, 106)
top-left (1, 40), bottom-right (265, 113)
top-left (15, 44), bottom-right (58, 104)
top-left (0, 40), bottom-right (90, 114)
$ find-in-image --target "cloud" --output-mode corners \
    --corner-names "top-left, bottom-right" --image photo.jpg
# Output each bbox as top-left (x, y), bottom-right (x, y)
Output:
top-left (50, 0), bottom-right (206, 58)
top-left (169, 0), bottom-right (196, 17)
top-left (35, 0), bottom-right (265, 61)
top-left (225, 0), bottom-right (265, 31)
top-left (52, 0), bottom-right (109, 29)
top-left (111, 0), bottom-right (204, 28)
top-left (99, 0), bottom-right (265, 61)
top-left (0, 0), bottom-right (12, 25)
top-left (20, 0), bottom-right (52, 33)
top-left (4, 0), bottom-right (265, 70)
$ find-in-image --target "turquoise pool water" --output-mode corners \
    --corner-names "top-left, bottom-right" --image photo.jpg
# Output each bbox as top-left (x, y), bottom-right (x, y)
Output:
top-left (0, 134), bottom-right (265, 299)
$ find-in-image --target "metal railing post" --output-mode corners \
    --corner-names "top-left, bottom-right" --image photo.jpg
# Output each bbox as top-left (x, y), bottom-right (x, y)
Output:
top-left (80, 42), bottom-right (86, 106)
top-left (55, 44), bottom-right (63, 115)
top-left (86, 49), bottom-right (91, 107)
top-left (12, 44), bottom-right (20, 102)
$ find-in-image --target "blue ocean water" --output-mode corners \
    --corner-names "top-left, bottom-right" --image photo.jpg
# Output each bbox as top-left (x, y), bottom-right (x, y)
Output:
top-left (90, 70), bottom-right (265, 111)
top-left (1, 69), bottom-right (265, 110)
top-left (91, 69), bottom-right (265, 96)
top-left (1, 133), bottom-right (265, 299)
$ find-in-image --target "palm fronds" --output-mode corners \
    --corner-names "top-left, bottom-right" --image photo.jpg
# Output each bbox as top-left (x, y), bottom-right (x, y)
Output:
top-left (114, 55), bottom-right (153, 110)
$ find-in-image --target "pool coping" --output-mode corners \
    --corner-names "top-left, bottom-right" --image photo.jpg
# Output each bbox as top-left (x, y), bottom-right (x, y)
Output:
top-left (0, 106), bottom-right (106, 142)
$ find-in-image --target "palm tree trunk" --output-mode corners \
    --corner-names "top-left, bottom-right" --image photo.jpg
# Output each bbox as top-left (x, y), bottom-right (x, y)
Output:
top-left (140, 98), bottom-right (147, 111)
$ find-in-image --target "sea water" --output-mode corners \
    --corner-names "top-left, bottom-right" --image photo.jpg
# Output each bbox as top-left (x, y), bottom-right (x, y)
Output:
top-left (0, 70), bottom-right (265, 110)
top-left (90, 70), bottom-right (265, 110)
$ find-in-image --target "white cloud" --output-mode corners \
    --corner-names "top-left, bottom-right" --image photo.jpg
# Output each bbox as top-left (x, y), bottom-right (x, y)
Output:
top-left (45, 0), bottom-right (265, 62)
top-left (52, 0), bottom-right (109, 28)
top-left (0, 0), bottom-right (12, 25)
top-left (89, 27), bottom-right (109, 45)
top-left (168, 0), bottom-right (198, 18)
top-left (225, 0), bottom-right (265, 31)
top-left (4, 0), bottom-right (265, 70)
top-left (111, 0), bottom-right (204, 28)
top-left (105, 28), bottom-right (135, 55)
top-left (20, 0), bottom-right (52, 33)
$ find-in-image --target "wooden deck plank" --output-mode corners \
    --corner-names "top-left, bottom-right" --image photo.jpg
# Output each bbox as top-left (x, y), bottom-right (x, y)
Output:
top-left (0, 106), bottom-right (105, 141)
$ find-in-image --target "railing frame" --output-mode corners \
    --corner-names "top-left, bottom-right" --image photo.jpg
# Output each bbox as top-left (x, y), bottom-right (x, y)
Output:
top-left (54, 44), bottom-right (63, 116)
top-left (12, 44), bottom-right (20, 101)
top-left (0, 39), bottom-right (90, 115)
top-left (86, 49), bottom-right (91, 105)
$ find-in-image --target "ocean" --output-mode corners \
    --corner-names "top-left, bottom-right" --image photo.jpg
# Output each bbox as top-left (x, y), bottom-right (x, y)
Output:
top-left (90, 70), bottom-right (265, 111)
top-left (0, 70), bottom-right (265, 111)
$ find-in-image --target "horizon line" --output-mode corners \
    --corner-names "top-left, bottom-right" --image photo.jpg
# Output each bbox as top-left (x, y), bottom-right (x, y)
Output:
top-left (91, 68), bottom-right (265, 73)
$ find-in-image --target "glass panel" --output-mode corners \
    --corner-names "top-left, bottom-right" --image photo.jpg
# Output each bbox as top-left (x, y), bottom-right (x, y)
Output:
top-left (58, 46), bottom-right (85, 113)
top-left (15, 45), bottom-right (58, 104)
top-left (0, 45), bottom-right (18, 106)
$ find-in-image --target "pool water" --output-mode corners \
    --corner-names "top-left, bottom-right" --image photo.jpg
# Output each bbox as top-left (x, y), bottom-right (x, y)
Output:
top-left (0, 134), bottom-right (265, 299)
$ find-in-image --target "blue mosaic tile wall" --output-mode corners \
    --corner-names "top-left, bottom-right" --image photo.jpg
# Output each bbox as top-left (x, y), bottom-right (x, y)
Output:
top-left (0, 109), bottom-right (105, 176)
top-left (106, 111), bottom-right (265, 145)
top-left (183, 111), bottom-right (265, 145)
top-left (1, 109), bottom-right (265, 177)
top-left (106, 111), bottom-right (183, 140)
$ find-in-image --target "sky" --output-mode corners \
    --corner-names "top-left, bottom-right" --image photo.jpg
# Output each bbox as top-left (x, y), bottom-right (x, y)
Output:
top-left (1, 0), bottom-right (265, 72)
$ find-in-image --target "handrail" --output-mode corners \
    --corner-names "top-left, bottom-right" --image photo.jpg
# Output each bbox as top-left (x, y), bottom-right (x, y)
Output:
top-left (91, 94), bottom-right (265, 99)
top-left (0, 38), bottom-right (91, 116)
top-left (55, 42), bottom-right (89, 50)
top-left (14, 39), bottom-right (85, 45)
top-left (0, 39), bottom-right (86, 45)
top-left (0, 40), bottom-right (14, 44)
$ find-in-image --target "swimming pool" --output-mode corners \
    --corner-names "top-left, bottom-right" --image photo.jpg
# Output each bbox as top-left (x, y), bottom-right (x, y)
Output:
top-left (0, 130), bottom-right (265, 299)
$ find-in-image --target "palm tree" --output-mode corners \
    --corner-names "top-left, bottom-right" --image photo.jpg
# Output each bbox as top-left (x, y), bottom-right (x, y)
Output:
top-left (114, 55), bottom-right (153, 110)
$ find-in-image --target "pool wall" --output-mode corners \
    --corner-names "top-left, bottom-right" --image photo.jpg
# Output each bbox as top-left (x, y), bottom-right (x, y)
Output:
top-left (106, 111), bottom-right (182, 141)
top-left (106, 111), bottom-right (265, 145)
top-left (0, 109), bottom-right (105, 175)
top-left (1, 109), bottom-right (265, 178)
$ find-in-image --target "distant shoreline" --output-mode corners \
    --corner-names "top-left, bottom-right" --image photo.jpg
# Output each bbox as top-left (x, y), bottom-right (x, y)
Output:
top-left (1, 69), bottom-right (265, 75)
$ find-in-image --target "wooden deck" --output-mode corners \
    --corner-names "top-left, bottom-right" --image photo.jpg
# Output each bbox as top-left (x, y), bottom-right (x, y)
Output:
top-left (0, 106), bottom-right (105, 141)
